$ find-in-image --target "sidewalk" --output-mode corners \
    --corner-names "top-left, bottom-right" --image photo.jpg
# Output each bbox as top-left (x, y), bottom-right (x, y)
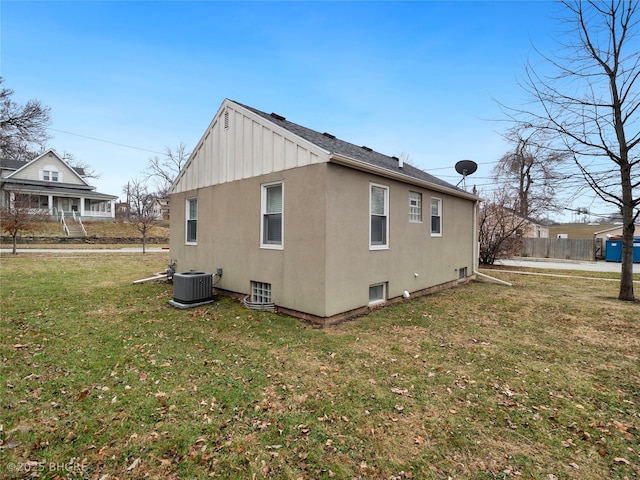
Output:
top-left (0, 247), bottom-right (168, 254)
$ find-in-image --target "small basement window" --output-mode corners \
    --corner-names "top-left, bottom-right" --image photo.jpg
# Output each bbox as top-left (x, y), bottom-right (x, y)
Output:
top-left (251, 281), bottom-right (272, 304)
top-left (369, 283), bottom-right (386, 305)
top-left (458, 267), bottom-right (468, 280)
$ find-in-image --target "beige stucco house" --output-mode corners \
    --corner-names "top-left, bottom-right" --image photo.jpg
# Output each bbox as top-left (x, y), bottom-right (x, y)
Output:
top-left (169, 99), bottom-right (479, 324)
top-left (514, 213), bottom-right (549, 238)
top-left (593, 224), bottom-right (640, 241)
top-left (1, 149), bottom-right (117, 221)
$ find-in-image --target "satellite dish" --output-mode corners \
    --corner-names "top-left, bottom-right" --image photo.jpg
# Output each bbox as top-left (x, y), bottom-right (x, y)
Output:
top-left (455, 160), bottom-right (478, 190)
top-left (455, 160), bottom-right (478, 176)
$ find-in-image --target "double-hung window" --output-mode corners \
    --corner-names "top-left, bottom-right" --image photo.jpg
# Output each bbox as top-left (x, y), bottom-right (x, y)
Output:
top-left (409, 191), bottom-right (422, 222)
top-left (370, 184), bottom-right (389, 249)
top-left (43, 170), bottom-right (59, 182)
top-left (261, 182), bottom-right (283, 248)
top-left (186, 198), bottom-right (197, 244)
top-left (430, 197), bottom-right (442, 236)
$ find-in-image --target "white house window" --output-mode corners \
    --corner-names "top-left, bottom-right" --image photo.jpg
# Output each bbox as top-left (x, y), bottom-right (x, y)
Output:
top-left (261, 182), bottom-right (283, 248)
top-left (431, 197), bottom-right (442, 236)
top-left (43, 170), bottom-right (59, 182)
top-left (370, 184), bottom-right (389, 249)
top-left (186, 198), bottom-right (197, 244)
top-left (369, 283), bottom-right (386, 305)
top-left (409, 191), bottom-right (422, 222)
top-left (251, 281), bottom-right (272, 303)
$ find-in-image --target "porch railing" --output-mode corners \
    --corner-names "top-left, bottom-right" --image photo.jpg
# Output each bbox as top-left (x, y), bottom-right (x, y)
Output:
top-left (76, 215), bottom-right (87, 236)
top-left (59, 212), bottom-right (70, 236)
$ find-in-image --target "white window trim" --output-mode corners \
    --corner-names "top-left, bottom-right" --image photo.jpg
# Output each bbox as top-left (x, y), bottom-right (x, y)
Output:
top-left (369, 183), bottom-right (389, 250)
top-left (260, 181), bottom-right (284, 250)
top-left (185, 197), bottom-right (198, 245)
top-left (368, 282), bottom-right (387, 306)
top-left (430, 197), bottom-right (442, 237)
top-left (41, 166), bottom-right (61, 182)
top-left (409, 191), bottom-right (422, 223)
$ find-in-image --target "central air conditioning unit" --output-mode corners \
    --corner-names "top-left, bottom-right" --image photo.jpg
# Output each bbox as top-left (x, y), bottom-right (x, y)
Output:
top-left (170, 271), bottom-right (214, 308)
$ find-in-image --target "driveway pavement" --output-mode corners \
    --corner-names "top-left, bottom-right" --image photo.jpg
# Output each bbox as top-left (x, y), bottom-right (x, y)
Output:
top-left (495, 257), bottom-right (632, 273)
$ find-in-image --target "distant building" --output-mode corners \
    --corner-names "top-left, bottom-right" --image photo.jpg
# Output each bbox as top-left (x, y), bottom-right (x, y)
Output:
top-left (1, 149), bottom-right (117, 220)
top-left (152, 197), bottom-right (170, 220)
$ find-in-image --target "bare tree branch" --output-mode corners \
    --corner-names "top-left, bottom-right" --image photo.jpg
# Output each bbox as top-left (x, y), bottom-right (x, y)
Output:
top-left (145, 141), bottom-right (190, 198)
top-left (0, 77), bottom-right (51, 161)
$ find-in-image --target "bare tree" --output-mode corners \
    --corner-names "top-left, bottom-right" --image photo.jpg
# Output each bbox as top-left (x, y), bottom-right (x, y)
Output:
top-left (0, 78), bottom-right (51, 161)
top-left (493, 126), bottom-right (569, 219)
top-left (478, 189), bottom-right (531, 265)
top-left (61, 151), bottom-right (101, 180)
top-left (510, 0), bottom-right (639, 301)
top-left (0, 194), bottom-right (49, 254)
top-left (145, 142), bottom-right (190, 198)
top-left (126, 179), bottom-right (157, 253)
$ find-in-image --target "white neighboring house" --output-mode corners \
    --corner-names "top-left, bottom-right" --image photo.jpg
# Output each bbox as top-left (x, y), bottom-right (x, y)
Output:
top-left (0, 149), bottom-right (117, 220)
top-left (151, 197), bottom-right (170, 220)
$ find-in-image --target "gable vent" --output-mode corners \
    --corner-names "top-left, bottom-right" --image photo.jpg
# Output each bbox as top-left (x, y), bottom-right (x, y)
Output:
top-left (270, 112), bottom-right (286, 121)
top-left (361, 146), bottom-right (373, 152)
top-left (322, 132), bottom-right (335, 139)
top-left (224, 110), bottom-right (229, 129)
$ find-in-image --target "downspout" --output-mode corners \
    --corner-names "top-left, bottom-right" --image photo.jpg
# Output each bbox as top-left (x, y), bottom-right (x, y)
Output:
top-left (472, 198), bottom-right (512, 287)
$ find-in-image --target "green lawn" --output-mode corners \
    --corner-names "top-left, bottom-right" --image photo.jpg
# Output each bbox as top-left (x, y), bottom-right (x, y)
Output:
top-left (1, 252), bottom-right (638, 479)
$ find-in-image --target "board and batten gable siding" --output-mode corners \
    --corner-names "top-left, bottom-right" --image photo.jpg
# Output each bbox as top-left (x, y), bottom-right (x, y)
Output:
top-left (8, 151), bottom-right (87, 186)
top-left (172, 100), bottom-right (328, 194)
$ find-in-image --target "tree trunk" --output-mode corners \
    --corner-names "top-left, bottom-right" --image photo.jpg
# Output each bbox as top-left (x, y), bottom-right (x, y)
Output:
top-left (618, 164), bottom-right (635, 301)
top-left (12, 231), bottom-right (17, 254)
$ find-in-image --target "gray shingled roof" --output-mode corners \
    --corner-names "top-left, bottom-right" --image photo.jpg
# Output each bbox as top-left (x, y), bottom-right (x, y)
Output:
top-left (0, 158), bottom-right (28, 170)
top-left (0, 157), bottom-right (86, 177)
top-left (235, 101), bottom-right (464, 193)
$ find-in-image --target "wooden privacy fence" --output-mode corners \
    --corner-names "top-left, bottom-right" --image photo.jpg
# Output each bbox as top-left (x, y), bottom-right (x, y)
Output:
top-left (519, 238), bottom-right (596, 261)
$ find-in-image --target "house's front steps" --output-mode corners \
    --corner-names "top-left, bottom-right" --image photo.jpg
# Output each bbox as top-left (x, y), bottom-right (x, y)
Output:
top-left (65, 222), bottom-right (85, 238)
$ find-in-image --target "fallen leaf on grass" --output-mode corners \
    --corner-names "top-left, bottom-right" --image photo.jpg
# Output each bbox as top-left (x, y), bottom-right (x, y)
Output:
top-left (391, 388), bottom-right (409, 396)
top-left (612, 421), bottom-right (634, 439)
top-left (613, 457), bottom-right (630, 465)
top-left (76, 388), bottom-right (90, 402)
top-left (127, 457), bottom-right (141, 471)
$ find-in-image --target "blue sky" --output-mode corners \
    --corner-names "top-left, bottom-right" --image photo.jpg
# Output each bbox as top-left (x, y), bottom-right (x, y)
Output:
top-left (2, 1), bottom-right (585, 216)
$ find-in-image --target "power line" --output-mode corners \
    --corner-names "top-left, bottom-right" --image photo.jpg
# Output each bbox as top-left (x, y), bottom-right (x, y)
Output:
top-left (47, 127), bottom-right (165, 156)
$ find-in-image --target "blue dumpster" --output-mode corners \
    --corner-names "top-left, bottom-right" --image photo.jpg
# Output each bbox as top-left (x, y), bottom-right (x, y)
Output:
top-left (606, 238), bottom-right (640, 262)
top-left (605, 240), bottom-right (622, 262)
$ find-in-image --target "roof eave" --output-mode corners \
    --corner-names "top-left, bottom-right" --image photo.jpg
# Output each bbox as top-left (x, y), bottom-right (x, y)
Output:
top-left (329, 154), bottom-right (479, 201)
